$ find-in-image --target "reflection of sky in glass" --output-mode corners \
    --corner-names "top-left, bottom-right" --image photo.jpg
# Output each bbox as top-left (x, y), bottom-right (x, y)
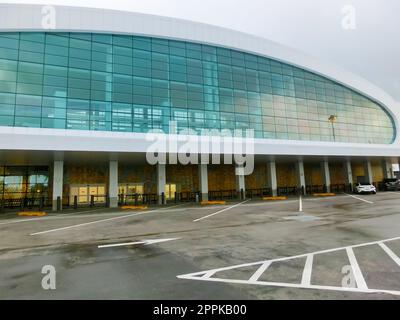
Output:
top-left (0, 32), bottom-right (395, 144)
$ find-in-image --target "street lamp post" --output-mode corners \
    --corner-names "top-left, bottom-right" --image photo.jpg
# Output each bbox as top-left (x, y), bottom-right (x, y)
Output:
top-left (328, 115), bottom-right (337, 142)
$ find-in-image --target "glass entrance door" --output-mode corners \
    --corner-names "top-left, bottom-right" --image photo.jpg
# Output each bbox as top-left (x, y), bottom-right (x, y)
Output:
top-left (78, 186), bottom-right (88, 203)
top-left (165, 184), bottom-right (177, 200)
top-left (119, 183), bottom-right (144, 195)
top-left (70, 184), bottom-right (106, 205)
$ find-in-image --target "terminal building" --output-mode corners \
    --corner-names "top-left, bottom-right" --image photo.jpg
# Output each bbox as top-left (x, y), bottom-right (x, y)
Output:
top-left (0, 4), bottom-right (400, 210)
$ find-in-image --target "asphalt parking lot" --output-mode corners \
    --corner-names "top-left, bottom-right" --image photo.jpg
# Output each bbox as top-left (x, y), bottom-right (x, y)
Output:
top-left (1, 192), bottom-right (400, 300)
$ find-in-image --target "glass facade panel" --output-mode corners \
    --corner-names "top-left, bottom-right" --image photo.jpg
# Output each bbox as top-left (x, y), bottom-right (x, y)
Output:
top-left (0, 166), bottom-right (49, 199)
top-left (0, 32), bottom-right (395, 144)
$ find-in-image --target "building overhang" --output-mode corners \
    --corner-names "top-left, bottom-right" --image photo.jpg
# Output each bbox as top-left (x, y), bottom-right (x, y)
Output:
top-left (1, 127), bottom-right (400, 159)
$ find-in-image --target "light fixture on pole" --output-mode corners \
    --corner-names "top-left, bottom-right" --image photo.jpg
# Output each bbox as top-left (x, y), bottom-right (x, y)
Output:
top-left (328, 115), bottom-right (337, 142)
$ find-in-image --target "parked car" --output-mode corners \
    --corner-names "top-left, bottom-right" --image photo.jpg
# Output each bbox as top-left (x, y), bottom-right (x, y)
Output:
top-left (381, 178), bottom-right (400, 191)
top-left (355, 183), bottom-right (377, 194)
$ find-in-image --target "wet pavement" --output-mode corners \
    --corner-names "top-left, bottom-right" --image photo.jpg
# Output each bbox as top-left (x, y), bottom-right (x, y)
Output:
top-left (1, 193), bottom-right (400, 299)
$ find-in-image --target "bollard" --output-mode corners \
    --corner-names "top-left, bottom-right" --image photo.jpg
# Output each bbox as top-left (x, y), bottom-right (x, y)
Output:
top-left (56, 196), bottom-right (61, 211)
top-left (73, 196), bottom-right (78, 210)
top-left (161, 192), bottom-right (165, 205)
top-left (39, 197), bottom-right (44, 211)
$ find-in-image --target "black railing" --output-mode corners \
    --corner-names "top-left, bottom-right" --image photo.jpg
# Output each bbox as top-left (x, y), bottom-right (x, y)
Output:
top-left (330, 184), bottom-right (346, 193)
top-left (277, 186), bottom-right (298, 196)
top-left (118, 193), bottom-right (158, 205)
top-left (306, 185), bottom-right (325, 194)
top-left (178, 191), bottom-right (200, 202)
top-left (208, 189), bottom-right (238, 200)
top-left (245, 188), bottom-right (272, 198)
top-left (0, 196), bottom-right (50, 211)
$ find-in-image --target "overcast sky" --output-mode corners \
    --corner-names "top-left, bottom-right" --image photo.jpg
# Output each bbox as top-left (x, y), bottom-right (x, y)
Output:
top-left (4, 0), bottom-right (400, 102)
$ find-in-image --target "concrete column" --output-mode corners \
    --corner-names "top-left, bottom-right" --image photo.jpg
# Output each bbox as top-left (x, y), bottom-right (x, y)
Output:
top-left (109, 160), bottom-right (118, 208)
top-left (321, 160), bottom-right (331, 193)
top-left (344, 160), bottom-right (353, 186)
top-left (364, 160), bottom-right (373, 184)
top-left (52, 160), bottom-right (63, 211)
top-left (157, 163), bottom-right (166, 205)
top-left (296, 160), bottom-right (306, 194)
top-left (198, 164), bottom-right (209, 202)
top-left (268, 161), bottom-right (278, 196)
top-left (382, 159), bottom-right (394, 179)
top-left (236, 165), bottom-right (246, 199)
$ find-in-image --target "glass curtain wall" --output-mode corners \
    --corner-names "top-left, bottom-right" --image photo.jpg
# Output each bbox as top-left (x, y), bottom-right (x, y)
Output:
top-left (0, 32), bottom-right (395, 144)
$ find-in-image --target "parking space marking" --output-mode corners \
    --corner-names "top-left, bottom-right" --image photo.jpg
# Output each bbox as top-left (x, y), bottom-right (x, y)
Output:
top-left (98, 237), bottom-right (180, 248)
top-left (378, 242), bottom-right (400, 267)
top-left (0, 217), bottom-right (49, 226)
top-left (299, 195), bottom-right (303, 212)
top-left (30, 205), bottom-right (184, 236)
top-left (248, 261), bottom-right (272, 282)
top-left (344, 193), bottom-right (374, 204)
top-left (193, 200), bottom-right (250, 222)
top-left (177, 235), bottom-right (400, 296)
top-left (301, 254), bottom-right (314, 286)
top-left (346, 247), bottom-right (368, 290)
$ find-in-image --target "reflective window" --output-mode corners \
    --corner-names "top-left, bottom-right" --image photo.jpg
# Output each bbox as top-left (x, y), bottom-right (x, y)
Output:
top-left (0, 32), bottom-right (395, 144)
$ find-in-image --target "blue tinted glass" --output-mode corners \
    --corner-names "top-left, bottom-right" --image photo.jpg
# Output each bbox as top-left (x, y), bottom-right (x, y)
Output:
top-left (0, 32), bottom-right (394, 144)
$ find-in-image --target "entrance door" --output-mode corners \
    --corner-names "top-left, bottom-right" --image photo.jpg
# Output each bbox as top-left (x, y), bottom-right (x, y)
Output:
top-left (70, 184), bottom-right (106, 205)
top-left (78, 186), bottom-right (88, 203)
top-left (165, 183), bottom-right (177, 200)
top-left (119, 183), bottom-right (144, 195)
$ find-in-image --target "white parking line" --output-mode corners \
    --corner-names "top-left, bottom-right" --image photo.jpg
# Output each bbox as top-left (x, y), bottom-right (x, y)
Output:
top-left (248, 261), bottom-right (272, 282)
top-left (0, 217), bottom-right (49, 226)
top-left (30, 204), bottom-right (184, 236)
top-left (98, 237), bottom-right (180, 248)
top-left (301, 254), bottom-right (314, 286)
top-left (0, 207), bottom-right (135, 227)
top-left (346, 247), bottom-right (368, 290)
top-left (178, 235), bottom-right (400, 296)
top-left (193, 200), bottom-right (250, 222)
top-left (299, 195), bottom-right (303, 212)
top-left (344, 193), bottom-right (374, 204)
top-left (378, 242), bottom-right (400, 267)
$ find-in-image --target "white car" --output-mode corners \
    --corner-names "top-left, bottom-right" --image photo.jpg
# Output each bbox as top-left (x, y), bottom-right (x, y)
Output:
top-left (355, 183), bottom-right (377, 194)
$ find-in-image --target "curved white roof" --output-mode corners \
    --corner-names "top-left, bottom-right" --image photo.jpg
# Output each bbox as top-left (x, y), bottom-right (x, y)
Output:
top-left (0, 3), bottom-right (399, 157)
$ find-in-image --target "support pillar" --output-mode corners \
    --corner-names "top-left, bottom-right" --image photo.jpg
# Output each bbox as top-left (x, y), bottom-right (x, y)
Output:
top-left (296, 160), bottom-right (306, 195)
top-left (109, 160), bottom-right (118, 208)
top-left (198, 164), bottom-right (209, 202)
top-left (52, 160), bottom-right (63, 211)
top-left (268, 161), bottom-right (278, 197)
top-left (321, 160), bottom-right (331, 193)
top-left (364, 160), bottom-right (373, 184)
top-left (344, 160), bottom-right (353, 191)
top-left (382, 159), bottom-right (394, 179)
top-left (157, 163), bottom-right (166, 205)
top-left (236, 165), bottom-right (246, 199)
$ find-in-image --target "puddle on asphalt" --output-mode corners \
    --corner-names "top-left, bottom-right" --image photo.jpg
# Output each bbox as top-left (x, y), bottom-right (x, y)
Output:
top-left (282, 215), bottom-right (322, 222)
